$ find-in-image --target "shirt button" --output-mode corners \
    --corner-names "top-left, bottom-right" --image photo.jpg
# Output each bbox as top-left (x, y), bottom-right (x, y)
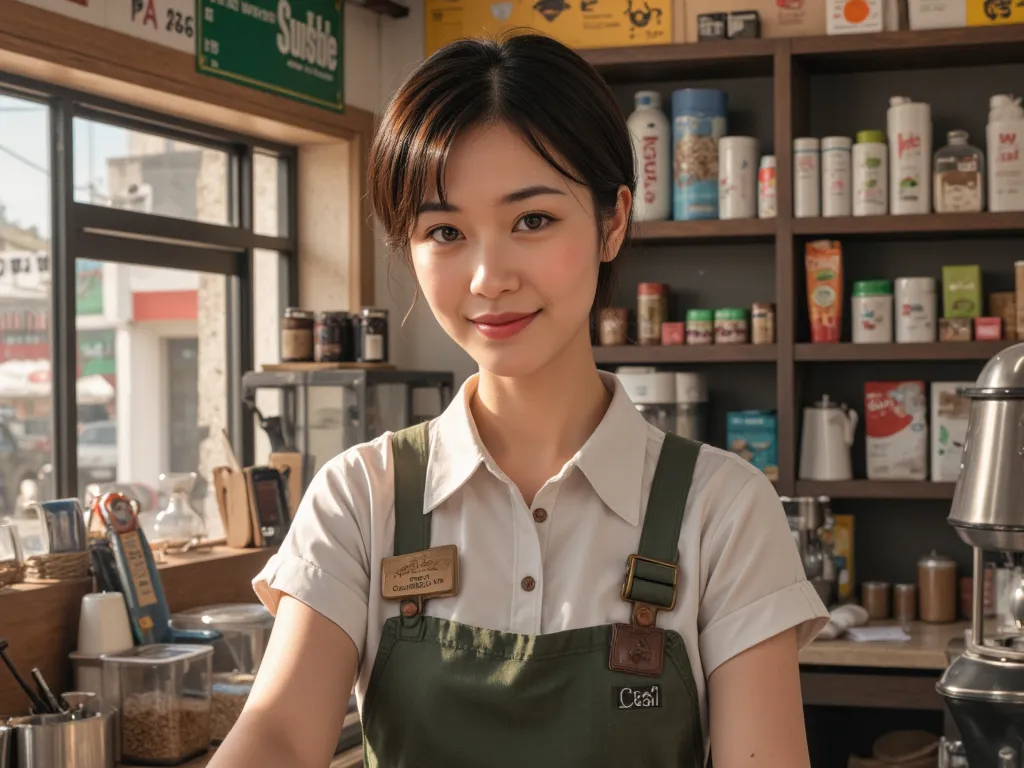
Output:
top-left (532, 508), bottom-right (548, 523)
top-left (521, 576), bottom-right (536, 592)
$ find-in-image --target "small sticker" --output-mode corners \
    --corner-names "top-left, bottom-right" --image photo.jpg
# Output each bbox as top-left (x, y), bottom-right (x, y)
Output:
top-left (614, 684), bottom-right (662, 710)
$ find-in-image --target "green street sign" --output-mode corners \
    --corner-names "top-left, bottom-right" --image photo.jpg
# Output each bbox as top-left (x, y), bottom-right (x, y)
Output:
top-left (196, 0), bottom-right (344, 113)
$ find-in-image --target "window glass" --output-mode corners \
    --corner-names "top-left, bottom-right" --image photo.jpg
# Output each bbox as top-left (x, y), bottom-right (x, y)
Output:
top-left (254, 151), bottom-right (287, 237)
top-left (251, 248), bottom-right (285, 463)
top-left (73, 118), bottom-right (232, 226)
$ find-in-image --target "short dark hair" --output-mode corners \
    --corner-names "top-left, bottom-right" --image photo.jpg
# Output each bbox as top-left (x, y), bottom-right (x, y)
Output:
top-left (368, 32), bottom-right (634, 313)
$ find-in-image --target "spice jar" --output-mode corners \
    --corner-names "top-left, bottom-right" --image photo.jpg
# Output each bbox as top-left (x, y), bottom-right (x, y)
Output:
top-left (637, 283), bottom-right (668, 346)
top-left (751, 302), bottom-right (775, 344)
top-left (714, 308), bottom-right (749, 344)
top-left (893, 583), bottom-right (917, 622)
top-left (598, 307), bottom-right (629, 346)
top-left (861, 581), bottom-right (891, 620)
top-left (685, 309), bottom-right (713, 345)
top-left (315, 311), bottom-right (352, 363)
top-left (281, 308), bottom-right (315, 363)
top-left (918, 551), bottom-right (957, 623)
top-left (358, 308), bottom-right (389, 363)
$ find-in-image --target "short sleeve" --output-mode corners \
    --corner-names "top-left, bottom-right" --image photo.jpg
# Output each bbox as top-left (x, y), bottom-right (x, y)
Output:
top-left (252, 439), bottom-right (390, 662)
top-left (696, 468), bottom-right (829, 676)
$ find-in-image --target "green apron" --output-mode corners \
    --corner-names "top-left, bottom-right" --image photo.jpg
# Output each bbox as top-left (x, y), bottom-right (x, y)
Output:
top-left (361, 422), bottom-right (706, 767)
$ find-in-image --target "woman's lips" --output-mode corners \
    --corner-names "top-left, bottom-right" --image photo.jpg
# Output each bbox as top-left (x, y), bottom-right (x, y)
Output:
top-left (471, 311), bottom-right (539, 340)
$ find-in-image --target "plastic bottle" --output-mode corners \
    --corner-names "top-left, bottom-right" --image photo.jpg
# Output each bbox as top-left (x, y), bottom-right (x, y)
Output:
top-left (852, 130), bottom-right (888, 217)
top-left (934, 130), bottom-right (984, 213)
top-left (758, 155), bottom-right (777, 219)
top-left (627, 91), bottom-right (671, 222)
top-left (887, 96), bottom-right (932, 215)
top-left (987, 94), bottom-right (1024, 212)
top-left (719, 136), bottom-right (759, 219)
top-left (822, 136), bottom-right (853, 217)
top-left (794, 137), bottom-right (820, 218)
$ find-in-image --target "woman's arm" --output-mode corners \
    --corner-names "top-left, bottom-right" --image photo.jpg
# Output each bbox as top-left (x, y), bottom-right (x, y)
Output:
top-left (209, 595), bottom-right (359, 768)
top-left (707, 627), bottom-right (811, 768)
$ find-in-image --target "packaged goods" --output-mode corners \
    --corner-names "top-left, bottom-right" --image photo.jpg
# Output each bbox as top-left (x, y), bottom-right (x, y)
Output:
top-left (852, 280), bottom-right (893, 343)
top-left (931, 382), bottom-right (973, 482)
top-left (758, 155), bottom-right (777, 219)
top-left (990, 291), bottom-right (1016, 340)
top-left (933, 130), bottom-right (984, 213)
top-left (685, 309), bottom-right (714, 345)
top-left (974, 317), bottom-right (1002, 340)
top-left (628, 91), bottom-right (672, 222)
top-left (895, 277), bottom-right (937, 343)
top-left (988, 95), bottom-right (1024, 212)
top-left (865, 381), bottom-right (928, 481)
top-left (853, 130), bottom-right (888, 216)
top-left (637, 283), bottom-right (668, 345)
top-left (942, 265), bottom-right (982, 318)
top-left (822, 136), bottom-right (853, 217)
top-left (939, 317), bottom-right (973, 342)
top-left (673, 89), bottom-right (727, 221)
top-left (887, 96), bottom-right (932, 215)
top-left (727, 410), bottom-right (778, 482)
top-left (794, 138), bottom-right (821, 218)
top-left (806, 240), bottom-right (843, 343)
top-left (719, 136), bottom-right (759, 220)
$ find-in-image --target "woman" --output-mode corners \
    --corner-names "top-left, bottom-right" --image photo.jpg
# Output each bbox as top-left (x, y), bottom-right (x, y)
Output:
top-left (212, 33), bottom-right (829, 768)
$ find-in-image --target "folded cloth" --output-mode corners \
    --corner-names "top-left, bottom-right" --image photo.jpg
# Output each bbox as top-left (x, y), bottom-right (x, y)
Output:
top-left (816, 603), bottom-right (870, 641)
top-left (845, 626), bottom-right (911, 643)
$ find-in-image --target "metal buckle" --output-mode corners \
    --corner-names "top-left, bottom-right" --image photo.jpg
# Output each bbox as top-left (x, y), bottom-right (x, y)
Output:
top-left (620, 553), bottom-right (679, 612)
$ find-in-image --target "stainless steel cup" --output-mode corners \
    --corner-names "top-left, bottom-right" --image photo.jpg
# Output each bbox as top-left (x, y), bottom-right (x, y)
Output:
top-left (0, 725), bottom-right (12, 768)
top-left (8, 708), bottom-right (115, 768)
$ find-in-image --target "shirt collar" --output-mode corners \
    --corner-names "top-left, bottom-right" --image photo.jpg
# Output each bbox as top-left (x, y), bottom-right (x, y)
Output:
top-left (423, 371), bottom-right (651, 526)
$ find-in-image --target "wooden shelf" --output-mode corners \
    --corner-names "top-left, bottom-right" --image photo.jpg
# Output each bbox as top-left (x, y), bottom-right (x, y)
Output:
top-left (593, 344), bottom-right (776, 364)
top-left (796, 480), bottom-right (955, 500)
top-left (793, 212), bottom-right (1024, 239)
top-left (795, 341), bottom-right (1014, 362)
top-left (633, 218), bottom-right (776, 244)
top-left (581, 38), bottom-right (776, 83)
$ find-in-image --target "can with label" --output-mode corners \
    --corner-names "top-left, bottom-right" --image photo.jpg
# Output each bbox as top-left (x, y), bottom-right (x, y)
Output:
top-left (672, 89), bottom-right (728, 221)
top-left (758, 156), bottom-right (777, 219)
top-left (895, 277), bottom-right (937, 343)
top-left (853, 130), bottom-right (888, 217)
top-left (852, 280), bottom-right (893, 344)
top-left (822, 136), bottom-right (853, 217)
top-left (794, 138), bottom-right (821, 218)
top-left (637, 283), bottom-right (668, 346)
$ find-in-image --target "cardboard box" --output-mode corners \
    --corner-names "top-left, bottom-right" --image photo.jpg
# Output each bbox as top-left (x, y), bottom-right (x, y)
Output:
top-left (425, 0), bottom-right (673, 55)
top-left (828, 0), bottom-right (886, 34)
top-left (685, 0), bottom-right (826, 42)
top-left (726, 409), bottom-right (779, 482)
top-left (908, 0), bottom-right (966, 29)
top-left (967, 0), bottom-right (1024, 26)
top-left (942, 264), bottom-right (983, 318)
top-left (832, 514), bottom-right (855, 602)
top-left (931, 382), bottom-right (972, 482)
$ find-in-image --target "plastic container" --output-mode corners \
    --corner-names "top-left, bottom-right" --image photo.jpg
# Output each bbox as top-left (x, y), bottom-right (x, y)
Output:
top-left (758, 155), bottom-right (777, 219)
top-left (794, 138), bottom-right (821, 218)
top-left (713, 308), bottom-right (749, 344)
top-left (718, 136), bottom-right (759, 219)
top-left (674, 373), bottom-right (708, 442)
top-left (852, 130), bottom-right (888, 217)
top-left (685, 309), bottom-right (714, 345)
top-left (672, 89), bottom-right (728, 221)
top-left (627, 91), bottom-right (671, 222)
top-left (887, 96), bottom-right (932, 215)
top-left (100, 644), bottom-right (214, 765)
top-left (615, 369), bottom-right (676, 433)
top-left (987, 94), bottom-right (1024, 212)
top-left (934, 129), bottom-right (984, 213)
top-left (895, 277), bottom-right (937, 343)
top-left (852, 280), bottom-right (893, 344)
top-left (821, 136), bottom-right (853, 217)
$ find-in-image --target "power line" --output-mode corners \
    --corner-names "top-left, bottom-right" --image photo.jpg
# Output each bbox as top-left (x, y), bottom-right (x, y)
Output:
top-left (0, 143), bottom-right (47, 175)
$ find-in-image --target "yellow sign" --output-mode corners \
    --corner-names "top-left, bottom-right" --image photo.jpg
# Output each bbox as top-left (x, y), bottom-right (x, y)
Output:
top-left (425, 0), bottom-right (672, 56)
top-left (967, 0), bottom-right (1024, 26)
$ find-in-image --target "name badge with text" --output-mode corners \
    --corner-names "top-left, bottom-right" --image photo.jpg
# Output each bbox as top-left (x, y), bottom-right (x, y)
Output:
top-left (381, 544), bottom-right (460, 601)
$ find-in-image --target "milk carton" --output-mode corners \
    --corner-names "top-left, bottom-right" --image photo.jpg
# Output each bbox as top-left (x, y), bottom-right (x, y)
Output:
top-left (865, 381), bottom-right (928, 480)
top-left (931, 382), bottom-right (973, 482)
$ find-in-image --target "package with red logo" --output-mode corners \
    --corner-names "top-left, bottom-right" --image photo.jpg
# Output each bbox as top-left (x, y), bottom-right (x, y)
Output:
top-left (865, 381), bottom-right (928, 480)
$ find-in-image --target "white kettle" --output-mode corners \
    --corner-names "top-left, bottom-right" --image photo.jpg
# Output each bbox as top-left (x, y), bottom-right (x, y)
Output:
top-left (799, 395), bottom-right (858, 481)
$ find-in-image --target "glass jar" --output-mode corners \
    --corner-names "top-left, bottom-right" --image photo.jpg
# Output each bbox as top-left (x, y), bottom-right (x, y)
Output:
top-left (358, 308), bottom-right (389, 363)
top-left (934, 129), bottom-right (984, 213)
top-left (314, 311), bottom-right (352, 363)
top-left (153, 472), bottom-right (206, 543)
top-left (280, 308), bottom-right (315, 362)
top-left (685, 309), bottom-right (713, 345)
top-left (714, 308), bottom-right (749, 344)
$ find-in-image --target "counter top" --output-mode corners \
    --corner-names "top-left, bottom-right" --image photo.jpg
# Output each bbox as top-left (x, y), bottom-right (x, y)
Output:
top-left (799, 620), bottom-right (970, 671)
top-left (122, 745), bottom-right (364, 768)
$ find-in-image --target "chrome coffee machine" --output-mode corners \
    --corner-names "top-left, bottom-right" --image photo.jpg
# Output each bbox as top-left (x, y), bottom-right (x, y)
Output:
top-left (780, 495), bottom-right (835, 607)
top-left (937, 344), bottom-right (1024, 767)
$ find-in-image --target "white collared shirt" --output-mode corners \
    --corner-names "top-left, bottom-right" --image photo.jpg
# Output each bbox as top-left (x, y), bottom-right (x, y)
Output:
top-left (253, 372), bottom-right (829, 754)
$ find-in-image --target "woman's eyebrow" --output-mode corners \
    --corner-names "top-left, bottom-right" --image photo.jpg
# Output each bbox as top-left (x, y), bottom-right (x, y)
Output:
top-left (500, 185), bottom-right (566, 204)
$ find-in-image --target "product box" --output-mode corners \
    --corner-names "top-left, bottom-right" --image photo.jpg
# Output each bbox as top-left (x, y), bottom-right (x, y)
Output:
top-left (684, 0), bottom-right (825, 42)
top-left (942, 264), bottom-right (983, 318)
top-left (974, 316), bottom-right (1002, 340)
top-left (424, 0), bottom-right (673, 55)
top-left (967, 0), bottom-right (1024, 26)
top-left (939, 317), bottom-right (973, 342)
top-left (727, 410), bottom-right (779, 482)
top-left (931, 382), bottom-right (973, 482)
top-left (907, 0), bottom-right (966, 29)
top-left (831, 513), bottom-right (855, 602)
top-left (990, 291), bottom-right (1017, 340)
top-left (865, 381), bottom-right (928, 481)
top-left (827, 0), bottom-right (885, 34)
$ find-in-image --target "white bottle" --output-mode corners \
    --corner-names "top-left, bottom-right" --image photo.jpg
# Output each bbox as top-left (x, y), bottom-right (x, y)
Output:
top-left (822, 136), bottom-right (853, 217)
top-left (852, 130), bottom-right (888, 217)
top-left (895, 277), bottom-right (937, 343)
top-left (887, 96), bottom-right (932, 215)
top-left (758, 155), bottom-right (777, 219)
top-left (719, 136), bottom-right (759, 219)
top-left (628, 91), bottom-right (671, 222)
top-left (794, 137), bottom-right (821, 218)
top-left (987, 94), bottom-right (1024, 212)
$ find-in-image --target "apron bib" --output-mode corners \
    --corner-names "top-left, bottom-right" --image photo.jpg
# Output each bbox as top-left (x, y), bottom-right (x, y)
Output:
top-left (361, 423), bottom-right (705, 768)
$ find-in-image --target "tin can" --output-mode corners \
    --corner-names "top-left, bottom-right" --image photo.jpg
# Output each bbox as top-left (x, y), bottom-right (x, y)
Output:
top-left (685, 309), bottom-right (714, 345)
top-left (598, 307), bottom-right (629, 346)
top-left (751, 302), bottom-right (775, 344)
top-left (714, 308), bottom-right (749, 344)
top-left (637, 283), bottom-right (668, 346)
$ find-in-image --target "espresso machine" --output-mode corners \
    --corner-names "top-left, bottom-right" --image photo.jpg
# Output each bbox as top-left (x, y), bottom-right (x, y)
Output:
top-left (937, 343), bottom-right (1024, 767)
top-left (780, 495), bottom-right (836, 607)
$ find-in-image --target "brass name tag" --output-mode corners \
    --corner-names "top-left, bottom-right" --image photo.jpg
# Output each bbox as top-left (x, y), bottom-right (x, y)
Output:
top-left (381, 544), bottom-right (460, 601)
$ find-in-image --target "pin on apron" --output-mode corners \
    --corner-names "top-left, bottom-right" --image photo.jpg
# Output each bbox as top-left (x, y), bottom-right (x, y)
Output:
top-left (361, 422), bottom-right (706, 767)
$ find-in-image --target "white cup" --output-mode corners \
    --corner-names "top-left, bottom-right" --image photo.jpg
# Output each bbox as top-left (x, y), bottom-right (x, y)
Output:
top-left (77, 592), bottom-right (134, 656)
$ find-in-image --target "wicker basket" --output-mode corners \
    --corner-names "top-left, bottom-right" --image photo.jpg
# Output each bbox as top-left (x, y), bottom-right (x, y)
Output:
top-left (0, 559), bottom-right (25, 589)
top-left (24, 551), bottom-right (91, 582)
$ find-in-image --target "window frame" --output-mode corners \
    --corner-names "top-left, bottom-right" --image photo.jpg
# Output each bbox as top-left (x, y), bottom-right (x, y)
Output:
top-left (0, 71), bottom-right (297, 499)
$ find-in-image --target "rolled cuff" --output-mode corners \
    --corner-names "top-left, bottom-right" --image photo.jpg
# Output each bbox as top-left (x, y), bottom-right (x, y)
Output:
top-left (698, 580), bottom-right (829, 678)
top-left (253, 554), bottom-right (368, 662)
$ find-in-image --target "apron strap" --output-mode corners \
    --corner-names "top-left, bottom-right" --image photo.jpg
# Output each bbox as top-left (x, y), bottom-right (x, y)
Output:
top-left (621, 434), bottom-right (701, 616)
top-left (391, 421), bottom-right (432, 556)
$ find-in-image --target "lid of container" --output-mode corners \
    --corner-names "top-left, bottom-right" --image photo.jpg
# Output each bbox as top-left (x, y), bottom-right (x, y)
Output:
top-left (675, 373), bottom-right (708, 404)
top-left (100, 644), bottom-right (213, 665)
top-left (947, 129), bottom-right (970, 144)
top-left (822, 136), bottom-right (852, 150)
top-left (714, 308), bottom-right (748, 320)
top-left (917, 550), bottom-right (957, 568)
top-left (990, 94), bottom-right (1016, 108)
top-left (637, 282), bottom-right (667, 296)
top-left (361, 307), bottom-right (389, 318)
top-left (794, 137), bottom-right (819, 150)
top-left (317, 310), bottom-right (349, 321)
top-left (671, 88), bottom-right (727, 115)
top-left (634, 90), bottom-right (661, 109)
top-left (759, 155), bottom-right (776, 168)
top-left (960, 341), bottom-right (1024, 398)
top-left (889, 95), bottom-right (912, 107)
top-left (284, 307), bottom-right (314, 319)
top-left (852, 279), bottom-right (892, 296)
top-left (176, 603), bottom-right (274, 629)
top-left (894, 276), bottom-right (936, 289)
top-left (617, 370), bottom-right (675, 404)
top-left (752, 301), bottom-right (774, 312)
top-left (856, 129), bottom-right (885, 144)
top-left (685, 308), bottom-right (714, 322)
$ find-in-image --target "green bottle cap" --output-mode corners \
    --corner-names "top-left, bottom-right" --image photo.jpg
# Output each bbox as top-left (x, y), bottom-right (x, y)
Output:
top-left (686, 309), bottom-right (714, 322)
top-left (852, 279), bottom-right (892, 297)
top-left (856, 130), bottom-right (885, 144)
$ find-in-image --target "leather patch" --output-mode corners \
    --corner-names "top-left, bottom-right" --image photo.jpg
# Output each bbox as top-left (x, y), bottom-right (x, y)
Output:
top-left (381, 545), bottom-right (460, 601)
top-left (609, 623), bottom-right (664, 677)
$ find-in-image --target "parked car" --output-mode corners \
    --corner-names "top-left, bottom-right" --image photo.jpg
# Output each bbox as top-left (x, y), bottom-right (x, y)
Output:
top-left (0, 421), bottom-right (48, 516)
top-left (78, 420), bottom-right (118, 487)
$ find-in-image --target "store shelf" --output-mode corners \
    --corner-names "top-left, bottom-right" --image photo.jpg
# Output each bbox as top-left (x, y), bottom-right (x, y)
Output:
top-left (795, 341), bottom-right (1014, 362)
top-left (582, 38), bottom-right (776, 83)
top-left (593, 344), bottom-right (777, 364)
top-left (792, 25), bottom-right (1024, 73)
top-left (796, 480), bottom-right (955, 500)
top-left (793, 212), bottom-right (1024, 239)
top-left (633, 218), bottom-right (776, 244)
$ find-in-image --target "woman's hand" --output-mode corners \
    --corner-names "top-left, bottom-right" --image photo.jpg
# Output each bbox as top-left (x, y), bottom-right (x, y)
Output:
top-left (209, 595), bottom-right (359, 768)
top-left (708, 627), bottom-right (811, 768)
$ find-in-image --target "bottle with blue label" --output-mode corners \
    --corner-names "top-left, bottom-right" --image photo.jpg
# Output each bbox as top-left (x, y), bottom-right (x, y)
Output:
top-left (672, 89), bottom-right (728, 220)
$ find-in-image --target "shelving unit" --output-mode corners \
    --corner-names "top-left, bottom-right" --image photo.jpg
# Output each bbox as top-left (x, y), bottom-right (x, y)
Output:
top-left (594, 343), bottom-right (777, 364)
top-left (634, 218), bottom-right (776, 243)
top-left (795, 480), bottom-right (956, 500)
top-left (794, 341), bottom-right (1014, 362)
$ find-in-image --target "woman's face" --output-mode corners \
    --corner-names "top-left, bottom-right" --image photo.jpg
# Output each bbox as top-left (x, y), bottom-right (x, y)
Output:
top-left (410, 122), bottom-right (630, 379)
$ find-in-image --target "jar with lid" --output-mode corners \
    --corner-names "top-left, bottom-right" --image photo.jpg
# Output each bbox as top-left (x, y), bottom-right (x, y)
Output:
top-left (934, 129), bottom-right (985, 213)
top-left (281, 308), bottom-right (315, 362)
top-left (598, 307), bottom-right (629, 346)
top-left (918, 551), bottom-right (958, 623)
top-left (674, 373), bottom-right (708, 441)
top-left (685, 309), bottom-right (714, 345)
top-left (615, 368), bottom-right (676, 433)
top-left (315, 311), bottom-right (354, 363)
top-left (358, 308), bottom-right (389, 363)
top-left (637, 283), bottom-right (668, 346)
top-left (851, 280), bottom-right (893, 344)
top-left (751, 302), bottom-right (775, 344)
top-left (714, 308), bottom-right (749, 344)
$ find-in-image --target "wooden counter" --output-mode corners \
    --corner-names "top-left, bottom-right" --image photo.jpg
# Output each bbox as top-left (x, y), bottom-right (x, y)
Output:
top-left (799, 620), bottom-right (969, 671)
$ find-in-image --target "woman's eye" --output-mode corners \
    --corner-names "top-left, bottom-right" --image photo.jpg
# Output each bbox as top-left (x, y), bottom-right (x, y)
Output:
top-left (514, 213), bottom-right (552, 232)
top-left (429, 226), bottom-right (462, 243)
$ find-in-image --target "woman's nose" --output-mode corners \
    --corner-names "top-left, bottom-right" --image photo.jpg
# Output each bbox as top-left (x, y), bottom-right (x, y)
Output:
top-left (469, 243), bottom-right (519, 299)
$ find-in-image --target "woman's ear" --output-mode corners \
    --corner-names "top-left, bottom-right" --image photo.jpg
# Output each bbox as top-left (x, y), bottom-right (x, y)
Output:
top-left (601, 185), bottom-right (633, 263)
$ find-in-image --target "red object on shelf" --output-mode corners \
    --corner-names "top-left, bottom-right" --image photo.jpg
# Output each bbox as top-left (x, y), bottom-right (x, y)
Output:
top-left (661, 322), bottom-right (684, 345)
top-left (974, 316), bottom-right (1002, 341)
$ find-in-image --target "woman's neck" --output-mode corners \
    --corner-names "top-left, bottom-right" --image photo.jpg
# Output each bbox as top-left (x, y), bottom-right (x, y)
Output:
top-left (469, 328), bottom-right (611, 505)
